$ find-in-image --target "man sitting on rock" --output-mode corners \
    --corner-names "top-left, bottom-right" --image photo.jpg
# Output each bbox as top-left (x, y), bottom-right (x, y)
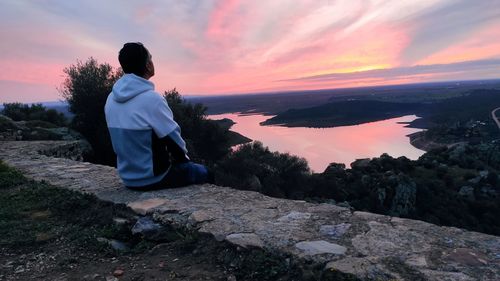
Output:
top-left (105, 42), bottom-right (210, 191)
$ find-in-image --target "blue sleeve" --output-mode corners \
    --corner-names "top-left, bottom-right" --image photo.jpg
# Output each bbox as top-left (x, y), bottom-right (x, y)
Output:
top-left (168, 126), bottom-right (188, 154)
top-left (149, 98), bottom-right (179, 138)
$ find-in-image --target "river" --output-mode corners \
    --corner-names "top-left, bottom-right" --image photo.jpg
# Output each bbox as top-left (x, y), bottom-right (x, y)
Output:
top-left (208, 113), bottom-right (426, 172)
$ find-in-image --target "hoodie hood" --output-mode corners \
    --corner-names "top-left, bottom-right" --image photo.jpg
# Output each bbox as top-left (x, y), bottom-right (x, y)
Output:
top-left (111, 74), bottom-right (155, 103)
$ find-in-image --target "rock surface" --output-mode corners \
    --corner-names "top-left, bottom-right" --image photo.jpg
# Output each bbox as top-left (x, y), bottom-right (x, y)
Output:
top-left (295, 240), bottom-right (347, 256)
top-left (225, 233), bottom-right (264, 248)
top-left (1, 140), bottom-right (499, 281)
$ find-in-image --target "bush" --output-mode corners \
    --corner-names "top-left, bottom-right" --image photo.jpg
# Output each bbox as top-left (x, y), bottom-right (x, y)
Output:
top-left (60, 58), bottom-right (122, 165)
top-left (216, 142), bottom-right (311, 198)
top-left (0, 161), bottom-right (25, 189)
top-left (163, 89), bottom-right (231, 163)
top-left (2, 103), bottom-right (67, 126)
top-left (0, 115), bottom-right (17, 131)
top-left (24, 120), bottom-right (58, 129)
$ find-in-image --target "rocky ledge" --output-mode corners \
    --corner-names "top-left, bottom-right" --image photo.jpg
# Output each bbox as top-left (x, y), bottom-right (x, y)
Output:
top-left (0, 140), bottom-right (499, 281)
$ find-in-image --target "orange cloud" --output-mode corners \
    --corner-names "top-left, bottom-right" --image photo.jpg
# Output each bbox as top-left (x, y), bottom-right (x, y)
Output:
top-left (188, 22), bottom-right (410, 94)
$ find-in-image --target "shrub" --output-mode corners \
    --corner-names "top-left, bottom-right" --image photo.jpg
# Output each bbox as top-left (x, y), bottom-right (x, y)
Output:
top-left (60, 58), bottom-right (122, 165)
top-left (2, 103), bottom-right (66, 126)
top-left (216, 142), bottom-right (311, 198)
top-left (163, 89), bottom-right (231, 164)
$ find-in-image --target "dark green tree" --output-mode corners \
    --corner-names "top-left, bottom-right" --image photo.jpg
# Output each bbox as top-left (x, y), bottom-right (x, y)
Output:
top-left (163, 88), bottom-right (231, 163)
top-left (216, 141), bottom-right (311, 198)
top-left (60, 58), bottom-right (122, 165)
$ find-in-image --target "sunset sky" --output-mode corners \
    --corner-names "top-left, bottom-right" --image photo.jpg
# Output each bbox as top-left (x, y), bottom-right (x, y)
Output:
top-left (1, 0), bottom-right (500, 103)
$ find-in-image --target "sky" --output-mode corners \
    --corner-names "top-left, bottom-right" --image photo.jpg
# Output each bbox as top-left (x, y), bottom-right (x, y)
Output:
top-left (1, 0), bottom-right (500, 103)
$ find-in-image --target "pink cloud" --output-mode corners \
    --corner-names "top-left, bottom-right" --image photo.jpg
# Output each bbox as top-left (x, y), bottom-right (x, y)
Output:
top-left (205, 0), bottom-right (242, 40)
top-left (189, 22), bottom-right (410, 94)
top-left (0, 60), bottom-right (65, 86)
top-left (418, 23), bottom-right (500, 65)
top-left (1, 1), bottom-right (500, 102)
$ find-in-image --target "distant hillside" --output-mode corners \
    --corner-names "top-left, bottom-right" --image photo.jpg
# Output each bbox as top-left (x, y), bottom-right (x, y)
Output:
top-left (193, 79), bottom-right (500, 115)
top-left (261, 89), bottom-right (500, 130)
top-left (261, 100), bottom-right (423, 127)
top-left (410, 89), bottom-right (500, 128)
top-left (211, 118), bottom-right (252, 146)
top-left (42, 102), bottom-right (73, 118)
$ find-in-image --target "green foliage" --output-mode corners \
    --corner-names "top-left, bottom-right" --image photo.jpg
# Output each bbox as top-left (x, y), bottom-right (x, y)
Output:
top-left (60, 58), bottom-right (122, 165)
top-left (216, 142), bottom-right (311, 198)
top-left (23, 120), bottom-right (58, 129)
top-left (2, 102), bottom-right (67, 126)
top-left (163, 88), bottom-right (231, 163)
top-left (21, 128), bottom-right (63, 141)
top-left (314, 144), bottom-right (500, 235)
top-left (0, 162), bottom-right (136, 250)
top-left (0, 161), bottom-right (26, 189)
top-left (0, 115), bottom-right (17, 132)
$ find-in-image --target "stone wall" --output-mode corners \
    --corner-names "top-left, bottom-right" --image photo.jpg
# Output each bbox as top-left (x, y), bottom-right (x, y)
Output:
top-left (0, 140), bottom-right (499, 281)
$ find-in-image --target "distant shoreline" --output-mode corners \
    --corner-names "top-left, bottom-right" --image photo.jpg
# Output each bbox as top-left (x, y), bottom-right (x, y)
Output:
top-left (407, 131), bottom-right (440, 152)
top-left (407, 131), bottom-right (468, 152)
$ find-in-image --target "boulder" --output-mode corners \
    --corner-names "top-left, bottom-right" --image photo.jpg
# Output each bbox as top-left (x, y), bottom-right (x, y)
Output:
top-left (389, 174), bottom-right (417, 217)
top-left (458, 186), bottom-right (475, 200)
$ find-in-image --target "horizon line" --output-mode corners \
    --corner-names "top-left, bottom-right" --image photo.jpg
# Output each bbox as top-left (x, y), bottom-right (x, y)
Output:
top-left (3, 77), bottom-right (500, 105)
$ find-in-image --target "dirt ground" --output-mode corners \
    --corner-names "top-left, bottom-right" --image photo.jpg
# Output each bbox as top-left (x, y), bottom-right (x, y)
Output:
top-left (2, 236), bottom-right (232, 281)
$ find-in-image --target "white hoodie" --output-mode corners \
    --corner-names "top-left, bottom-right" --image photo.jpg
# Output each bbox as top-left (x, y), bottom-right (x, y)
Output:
top-left (105, 74), bottom-right (187, 187)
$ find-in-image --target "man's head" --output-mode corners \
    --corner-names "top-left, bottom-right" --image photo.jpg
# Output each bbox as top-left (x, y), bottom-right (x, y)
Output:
top-left (118, 42), bottom-right (155, 79)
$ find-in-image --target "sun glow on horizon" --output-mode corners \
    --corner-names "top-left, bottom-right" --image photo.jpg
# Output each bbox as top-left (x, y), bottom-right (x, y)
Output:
top-left (327, 64), bottom-right (394, 75)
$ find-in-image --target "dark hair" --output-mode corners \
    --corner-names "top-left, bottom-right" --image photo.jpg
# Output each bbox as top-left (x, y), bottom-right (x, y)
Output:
top-left (118, 42), bottom-right (150, 76)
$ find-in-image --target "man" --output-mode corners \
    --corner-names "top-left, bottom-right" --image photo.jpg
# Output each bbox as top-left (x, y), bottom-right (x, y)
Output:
top-left (105, 42), bottom-right (209, 190)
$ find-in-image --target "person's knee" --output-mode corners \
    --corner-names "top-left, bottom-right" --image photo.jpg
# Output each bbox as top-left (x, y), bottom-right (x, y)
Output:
top-left (173, 162), bottom-right (211, 185)
top-left (188, 163), bottom-right (209, 184)
top-left (195, 164), bottom-right (215, 184)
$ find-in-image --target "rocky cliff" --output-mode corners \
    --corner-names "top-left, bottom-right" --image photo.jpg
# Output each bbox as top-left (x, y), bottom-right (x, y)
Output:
top-left (0, 140), bottom-right (499, 280)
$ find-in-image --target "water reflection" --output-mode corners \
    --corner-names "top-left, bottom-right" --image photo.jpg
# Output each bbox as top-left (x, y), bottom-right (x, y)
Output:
top-left (208, 113), bottom-right (425, 172)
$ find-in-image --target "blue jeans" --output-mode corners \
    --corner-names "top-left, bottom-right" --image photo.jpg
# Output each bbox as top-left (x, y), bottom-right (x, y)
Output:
top-left (127, 162), bottom-right (210, 191)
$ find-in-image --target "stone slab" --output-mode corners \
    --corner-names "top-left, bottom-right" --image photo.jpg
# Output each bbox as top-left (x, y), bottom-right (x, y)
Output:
top-left (226, 233), bottom-right (264, 248)
top-left (295, 240), bottom-right (347, 256)
top-left (127, 198), bottom-right (170, 215)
